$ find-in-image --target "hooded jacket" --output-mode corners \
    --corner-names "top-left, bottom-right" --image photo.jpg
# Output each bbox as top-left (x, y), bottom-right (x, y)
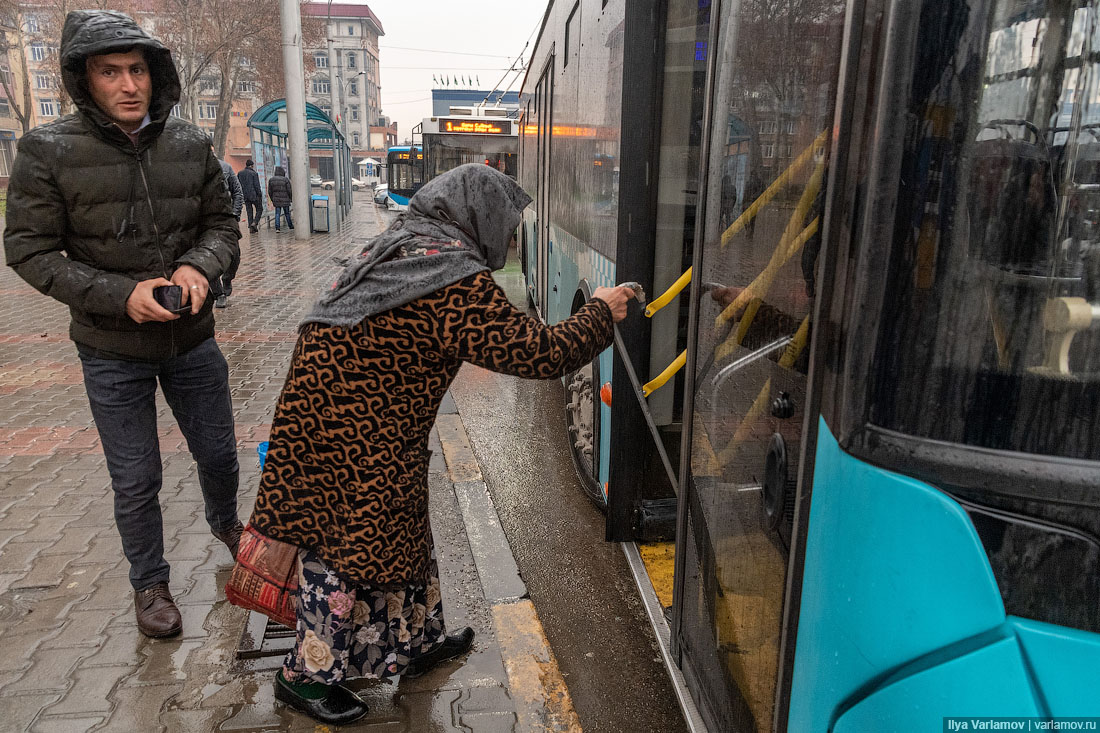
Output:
top-left (267, 166), bottom-right (292, 207)
top-left (3, 10), bottom-right (239, 361)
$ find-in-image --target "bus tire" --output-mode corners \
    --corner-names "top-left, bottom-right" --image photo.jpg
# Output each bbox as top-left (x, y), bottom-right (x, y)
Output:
top-left (564, 286), bottom-right (607, 513)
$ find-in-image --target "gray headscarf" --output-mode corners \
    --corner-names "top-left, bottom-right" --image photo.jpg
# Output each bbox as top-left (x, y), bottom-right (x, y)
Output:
top-left (303, 164), bottom-right (532, 328)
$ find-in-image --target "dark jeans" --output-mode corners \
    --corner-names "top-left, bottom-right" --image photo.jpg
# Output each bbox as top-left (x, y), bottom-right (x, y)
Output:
top-left (244, 200), bottom-right (262, 228)
top-left (275, 206), bottom-right (293, 230)
top-left (79, 338), bottom-right (239, 590)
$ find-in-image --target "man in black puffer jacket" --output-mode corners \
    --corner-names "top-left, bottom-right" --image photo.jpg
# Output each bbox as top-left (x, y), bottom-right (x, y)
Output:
top-left (3, 10), bottom-right (243, 639)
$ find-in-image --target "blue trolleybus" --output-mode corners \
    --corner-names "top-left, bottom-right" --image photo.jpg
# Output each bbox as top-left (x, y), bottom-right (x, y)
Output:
top-left (519, 0), bottom-right (1100, 730)
top-left (384, 144), bottom-right (423, 210)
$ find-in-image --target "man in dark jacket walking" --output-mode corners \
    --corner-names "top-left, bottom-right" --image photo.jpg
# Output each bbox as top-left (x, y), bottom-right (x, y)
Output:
top-left (268, 165), bottom-right (293, 231)
top-left (238, 158), bottom-right (263, 234)
top-left (3, 10), bottom-right (243, 639)
top-left (211, 147), bottom-right (243, 308)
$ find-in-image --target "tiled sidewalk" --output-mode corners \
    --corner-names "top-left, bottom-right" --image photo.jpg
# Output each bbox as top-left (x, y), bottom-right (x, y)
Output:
top-left (0, 202), bottom-right (544, 732)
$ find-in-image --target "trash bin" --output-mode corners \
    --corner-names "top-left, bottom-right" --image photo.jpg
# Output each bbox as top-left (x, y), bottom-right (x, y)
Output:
top-left (310, 194), bottom-right (330, 233)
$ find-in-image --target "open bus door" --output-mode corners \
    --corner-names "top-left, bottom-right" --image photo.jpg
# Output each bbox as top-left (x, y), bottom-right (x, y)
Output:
top-left (668, 0), bottom-right (1100, 729)
top-left (533, 57), bottom-right (554, 320)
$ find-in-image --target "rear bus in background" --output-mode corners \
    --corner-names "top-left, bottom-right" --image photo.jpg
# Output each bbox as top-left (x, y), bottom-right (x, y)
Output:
top-left (421, 110), bottom-right (519, 183)
top-left (385, 145), bottom-right (423, 210)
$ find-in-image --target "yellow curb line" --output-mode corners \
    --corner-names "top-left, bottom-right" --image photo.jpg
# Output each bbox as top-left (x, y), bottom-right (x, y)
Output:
top-left (493, 600), bottom-right (583, 732)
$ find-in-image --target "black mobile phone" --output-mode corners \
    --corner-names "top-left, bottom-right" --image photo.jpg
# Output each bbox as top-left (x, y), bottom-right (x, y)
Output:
top-left (152, 285), bottom-right (189, 314)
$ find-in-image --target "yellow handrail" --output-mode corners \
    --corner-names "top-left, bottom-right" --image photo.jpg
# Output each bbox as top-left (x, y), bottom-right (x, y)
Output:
top-left (643, 128), bottom-right (828, 319)
top-left (645, 267), bottom-right (692, 318)
top-left (642, 349), bottom-right (687, 397)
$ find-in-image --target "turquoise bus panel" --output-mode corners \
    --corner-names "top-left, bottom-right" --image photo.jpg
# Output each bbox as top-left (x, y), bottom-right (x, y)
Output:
top-left (788, 418), bottom-right (1006, 730)
top-left (1010, 617), bottom-right (1100, 714)
top-left (832, 636), bottom-right (1041, 732)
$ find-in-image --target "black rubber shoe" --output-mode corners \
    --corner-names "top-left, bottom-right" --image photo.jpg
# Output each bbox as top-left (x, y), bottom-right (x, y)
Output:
top-left (274, 672), bottom-right (368, 725)
top-left (404, 627), bottom-right (475, 679)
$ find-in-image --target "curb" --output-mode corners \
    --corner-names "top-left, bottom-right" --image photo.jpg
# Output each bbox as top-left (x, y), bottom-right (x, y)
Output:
top-left (435, 410), bottom-right (582, 732)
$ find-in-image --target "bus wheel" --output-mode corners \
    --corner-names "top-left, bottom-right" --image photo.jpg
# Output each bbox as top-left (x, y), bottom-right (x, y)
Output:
top-left (565, 352), bottom-right (607, 512)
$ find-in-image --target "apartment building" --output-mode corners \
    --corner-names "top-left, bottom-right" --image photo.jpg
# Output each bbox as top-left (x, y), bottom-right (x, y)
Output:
top-left (301, 2), bottom-right (386, 175)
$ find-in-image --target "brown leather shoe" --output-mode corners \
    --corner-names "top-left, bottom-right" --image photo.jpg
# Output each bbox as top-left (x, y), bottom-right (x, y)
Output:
top-left (134, 582), bottom-right (182, 638)
top-left (212, 520), bottom-right (245, 560)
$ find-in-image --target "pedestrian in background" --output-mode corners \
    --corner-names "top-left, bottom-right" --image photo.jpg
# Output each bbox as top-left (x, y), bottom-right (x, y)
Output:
top-left (3, 10), bottom-right (243, 639)
top-left (238, 158), bottom-right (263, 234)
top-left (249, 164), bottom-right (636, 725)
top-left (268, 165), bottom-right (294, 232)
top-left (211, 142), bottom-right (243, 309)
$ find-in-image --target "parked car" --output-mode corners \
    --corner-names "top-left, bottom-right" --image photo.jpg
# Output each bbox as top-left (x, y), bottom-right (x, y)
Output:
top-left (322, 178), bottom-right (367, 191)
top-left (310, 174), bottom-right (322, 186)
top-left (373, 184), bottom-right (389, 205)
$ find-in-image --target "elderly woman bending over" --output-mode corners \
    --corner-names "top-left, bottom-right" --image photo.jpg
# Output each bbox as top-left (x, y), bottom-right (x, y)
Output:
top-left (250, 164), bottom-right (635, 725)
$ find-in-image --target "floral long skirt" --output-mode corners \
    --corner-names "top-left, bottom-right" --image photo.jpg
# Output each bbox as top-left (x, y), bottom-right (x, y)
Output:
top-left (282, 547), bottom-right (447, 684)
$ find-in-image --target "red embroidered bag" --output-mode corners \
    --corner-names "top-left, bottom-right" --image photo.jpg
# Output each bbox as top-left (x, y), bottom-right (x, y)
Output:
top-left (225, 524), bottom-right (299, 628)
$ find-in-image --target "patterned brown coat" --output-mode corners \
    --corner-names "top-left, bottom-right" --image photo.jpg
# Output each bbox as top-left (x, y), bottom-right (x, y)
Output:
top-left (251, 271), bottom-right (614, 586)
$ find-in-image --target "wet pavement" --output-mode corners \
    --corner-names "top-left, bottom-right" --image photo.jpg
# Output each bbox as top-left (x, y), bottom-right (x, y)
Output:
top-left (0, 200), bottom-right (614, 732)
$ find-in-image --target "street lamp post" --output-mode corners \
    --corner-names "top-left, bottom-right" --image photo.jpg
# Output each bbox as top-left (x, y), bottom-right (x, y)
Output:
top-left (338, 69), bottom-right (366, 189)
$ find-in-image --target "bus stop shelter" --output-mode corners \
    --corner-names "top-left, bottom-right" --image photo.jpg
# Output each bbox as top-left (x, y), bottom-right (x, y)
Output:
top-left (247, 99), bottom-right (354, 230)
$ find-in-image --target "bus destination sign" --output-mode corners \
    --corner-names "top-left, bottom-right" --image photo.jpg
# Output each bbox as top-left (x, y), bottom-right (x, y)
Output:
top-left (440, 118), bottom-right (512, 135)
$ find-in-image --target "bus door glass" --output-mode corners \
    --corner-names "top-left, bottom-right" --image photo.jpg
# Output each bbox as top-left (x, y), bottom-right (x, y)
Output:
top-left (676, 0), bottom-right (847, 728)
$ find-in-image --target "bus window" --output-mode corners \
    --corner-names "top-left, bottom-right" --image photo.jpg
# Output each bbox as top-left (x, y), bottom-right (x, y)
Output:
top-left (854, 0), bottom-right (1100, 633)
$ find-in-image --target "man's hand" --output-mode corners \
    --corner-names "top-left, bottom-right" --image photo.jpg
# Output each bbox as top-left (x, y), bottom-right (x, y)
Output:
top-left (171, 264), bottom-right (209, 315)
top-left (126, 277), bottom-right (179, 323)
top-left (592, 286), bottom-right (638, 323)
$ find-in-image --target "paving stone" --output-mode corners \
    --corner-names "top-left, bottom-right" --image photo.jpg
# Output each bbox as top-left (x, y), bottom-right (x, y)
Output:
top-left (455, 684), bottom-right (516, 715)
top-left (159, 708), bottom-right (234, 733)
top-left (0, 692), bottom-right (62, 733)
top-left (96, 681), bottom-right (180, 733)
top-left (176, 565), bottom-right (230, 606)
top-left (63, 501), bottom-right (114, 528)
top-left (69, 533), bottom-right (125, 568)
top-left (129, 639), bottom-right (203, 685)
top-left (82, 572), bottom-right (135, 611)
top-left (37, 524), bottom-right (99, 557)
top-left (0, 541), bottom-right (52, 580)
top-left (0, 646), bottom-right (89, 694)
top-left (80, 625), bottom-right (146, 668)
top-left (10, 513), bottom-right (76, 545)
top-left (39, 608), bottom-right (121, 650)
top-left (42, 664), bottom-right (129, 715)
top-left (162, 528), bottom-right (216, 561)
top-left (0, 631), bottom-right (49, 673)
top-left (0, 573), bottom-right (25, 596)
top-left (13, 552), bottom-right (80, 591)
top-left (48, 492), bottom-right (100, 518)
top-left (30, 715), bottom-right (107, 733)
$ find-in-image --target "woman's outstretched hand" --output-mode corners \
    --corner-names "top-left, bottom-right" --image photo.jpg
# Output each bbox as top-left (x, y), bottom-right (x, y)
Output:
top-left (592, 286), bottom-right (637, 323)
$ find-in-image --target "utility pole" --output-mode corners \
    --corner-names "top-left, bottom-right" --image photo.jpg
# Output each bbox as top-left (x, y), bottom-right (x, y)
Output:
top-left (327, 3), bottom-right (343, 228)
top-left (281, 0), bottom-right (310, 241)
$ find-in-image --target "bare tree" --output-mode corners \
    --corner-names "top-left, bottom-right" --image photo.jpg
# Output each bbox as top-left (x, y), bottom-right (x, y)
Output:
top-left (0, 1), bottom-right (34, 132)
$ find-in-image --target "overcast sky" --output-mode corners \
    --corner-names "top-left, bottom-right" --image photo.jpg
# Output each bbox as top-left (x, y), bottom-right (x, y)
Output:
top-left (334, 1), bottom-right (548, 140)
